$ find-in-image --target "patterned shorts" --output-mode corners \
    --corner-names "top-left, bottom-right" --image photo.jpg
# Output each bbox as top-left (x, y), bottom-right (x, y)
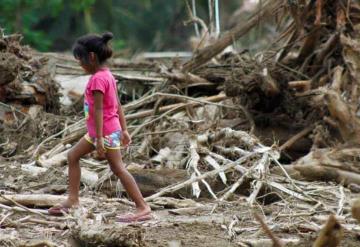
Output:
top-left (84, 130), bottom-right (122, 150)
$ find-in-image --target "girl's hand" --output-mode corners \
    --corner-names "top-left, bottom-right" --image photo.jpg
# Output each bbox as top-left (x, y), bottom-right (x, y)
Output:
top-left (122, 130), bottom-right (131, 147)
top-left (96, 137), bottom-right (106, 158)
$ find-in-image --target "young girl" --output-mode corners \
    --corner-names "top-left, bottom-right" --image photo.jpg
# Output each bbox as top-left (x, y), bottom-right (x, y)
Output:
top-left (48, 32), bottom-right (151, 222)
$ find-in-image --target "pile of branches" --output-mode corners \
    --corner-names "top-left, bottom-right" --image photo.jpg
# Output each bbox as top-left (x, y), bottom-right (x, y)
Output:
top-left (0, 30), bottom-right (63, 157)
top-left (21, 0), bottom-right (360, 201)
top-left (183, 0), bottom-right (360, 185)
top-left (0, 29), bottom-right (61, 116)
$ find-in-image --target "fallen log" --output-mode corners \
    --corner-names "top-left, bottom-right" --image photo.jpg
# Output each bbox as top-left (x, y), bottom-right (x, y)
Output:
top-left (0, 238), bottom-right (58, 247)
top-left (271, 164), bottom-right (360, 186)
top-left (21, 163), bottom-right (47, 176)
top-left (0, 194), bottom-right (94, 207)
top-left (18, 239), bottom-right (58, 247)
top-left (151, 197), bottom-right (202, 209)
top-left (37, 149), bottom-right (69, 167)
top-left (237, 238), bottom-right (300, 247)
top-left (64, 167), bottom-right (99, 187)
top-left (197, 127), bottom-right (257, 147)
top-left (97, 168), bottom-right (226, 198)
top-left (292, 148), bottom-right (360, 173)
top-left (72, 224), bottom-right (145, 247)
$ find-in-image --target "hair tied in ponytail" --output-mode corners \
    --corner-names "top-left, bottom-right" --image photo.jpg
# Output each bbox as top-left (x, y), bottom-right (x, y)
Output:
top-left (102, 32), bottom-right (113, 43)
top-left (73, 32), bottom-right (114, 64)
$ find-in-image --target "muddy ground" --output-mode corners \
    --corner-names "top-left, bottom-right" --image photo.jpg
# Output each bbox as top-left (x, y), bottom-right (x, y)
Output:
top-left (1, 155), bottom-right (360, 247)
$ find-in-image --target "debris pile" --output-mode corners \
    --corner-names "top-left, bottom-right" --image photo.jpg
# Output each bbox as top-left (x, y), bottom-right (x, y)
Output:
top-left (0, 30), bottom-right (61, 123)
top-left (0, 30), bottom-right (64, 157)
top-left (1, 0), bottom-right (360, 246)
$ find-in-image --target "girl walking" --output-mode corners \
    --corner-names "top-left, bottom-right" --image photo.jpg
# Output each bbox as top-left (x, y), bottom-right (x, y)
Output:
top-left (49, 32), bottom-right (151, 222)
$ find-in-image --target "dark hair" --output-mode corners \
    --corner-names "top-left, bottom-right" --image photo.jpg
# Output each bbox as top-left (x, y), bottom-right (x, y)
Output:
top-left (72, 32), bottom-right (113, 64)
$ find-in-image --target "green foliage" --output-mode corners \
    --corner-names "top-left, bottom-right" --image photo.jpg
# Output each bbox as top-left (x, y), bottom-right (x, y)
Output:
top-left (112, 39), bottom-right (126, 51)
top-left (70, 0), bottom-right (96, 11)
top-left (0, 0), bottom-right (64, 50)
top-left (0, 0), bottom-right (243, 52)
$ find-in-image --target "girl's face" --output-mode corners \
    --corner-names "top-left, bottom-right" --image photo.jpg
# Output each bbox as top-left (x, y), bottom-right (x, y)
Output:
top-left (77, 52), bottom-right (98, 74)
top-left (78, 59), bottom-right (92, 73)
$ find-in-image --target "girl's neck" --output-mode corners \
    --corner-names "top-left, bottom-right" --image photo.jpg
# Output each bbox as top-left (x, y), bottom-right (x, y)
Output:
top-left (89, 65), bottom-right (107, 74)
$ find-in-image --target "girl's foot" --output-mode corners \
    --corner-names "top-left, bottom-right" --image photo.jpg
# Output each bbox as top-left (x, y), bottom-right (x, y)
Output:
top-left (116, 206), bottom-right (152, 223)
top-left (116, 212), bottom-right (153, 223)
top-left (48, 199), bottom-right (79, 216)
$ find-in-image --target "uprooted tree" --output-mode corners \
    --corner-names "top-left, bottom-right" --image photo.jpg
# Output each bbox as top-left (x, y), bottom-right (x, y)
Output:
top-left (181, 0), bottom-right (360, 184)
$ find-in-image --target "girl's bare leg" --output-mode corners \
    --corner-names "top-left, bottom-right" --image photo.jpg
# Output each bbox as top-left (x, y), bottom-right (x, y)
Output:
top-left (62, 137), bottom-right (94, 207)
top-left (106, 149), bottom-right (151, 217)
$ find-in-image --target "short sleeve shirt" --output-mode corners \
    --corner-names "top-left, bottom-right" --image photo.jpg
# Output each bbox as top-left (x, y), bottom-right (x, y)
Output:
top-left (84, 68), bottom-right (121, 137)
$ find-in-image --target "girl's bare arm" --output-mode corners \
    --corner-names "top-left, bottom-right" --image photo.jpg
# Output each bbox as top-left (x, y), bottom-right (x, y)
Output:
top-left (116, 93), bottom-right (131, 146)
top-left (118, 103), bottom-right (128, 131)
top-left (93, 91), bottom-right (104, 137)
top-left (93, 91), bottom-right (105, 155)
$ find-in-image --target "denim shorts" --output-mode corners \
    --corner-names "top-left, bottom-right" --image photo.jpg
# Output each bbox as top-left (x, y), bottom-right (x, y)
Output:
top-left (84, 130), bottom-right (121, 150)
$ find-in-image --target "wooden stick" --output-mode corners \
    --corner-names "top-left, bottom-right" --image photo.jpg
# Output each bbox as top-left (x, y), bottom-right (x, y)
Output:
top-left (315, 0), bottom-right (323, 26)
top-left (0, 195), bottom-right (46, 218)
top-left (0, 101), bottom-right (28, 117)
top-left (189, 139), bottom-right (218, 199)
top-left (261, 68), bottom-right (280, 96)
top-left (253, 213), bottom-right (285, 247)
top-left (204, 155), bottom-right (227, 184)
top-left (130, 104), bottom-right (187, 138)
top-left (0, 212), bottom-right (13, 226)
top-left (336, 186), bottom-right (345, 216)
top-left (24, 217), bottom-right (65, 229)
top-left (271, 164), bottom-right (360, 186)
top-left (33, 119), bottom-right (85, 158)
top-left (197, 127), bottom-right (257, 147)
top-left (155, 92), bottom-right (237, 109)
top-left (0, 202), bottom-right (49, 215)
top-left (279, 125), bottom-right (314, 151)
top-left (219, 169), bottom-right (250, 201)
top-left (247, 153), bottom-right (269, 205)
top-left (159, 65), bottom-right (211, 85)
top-left (182, 1), bottom-right (278, 72)
top-left (126, 93), bottom-right (227, 120)
top-left (312, 33), bottom-right (338, 71)
top-left (288, 80), bottom-right (311, 91)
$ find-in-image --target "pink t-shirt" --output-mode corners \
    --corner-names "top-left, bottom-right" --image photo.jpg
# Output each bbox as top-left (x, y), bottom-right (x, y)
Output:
top-left (84, 68), bottom-right (121, 137)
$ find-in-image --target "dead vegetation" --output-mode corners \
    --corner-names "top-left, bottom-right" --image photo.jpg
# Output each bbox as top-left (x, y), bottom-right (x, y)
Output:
top-left (1, 0), bottom-right (360, 246)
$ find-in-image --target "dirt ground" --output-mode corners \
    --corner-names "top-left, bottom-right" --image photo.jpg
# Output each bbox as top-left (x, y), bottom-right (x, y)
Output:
top-left (1, 199), bottom-right (360, 247)
top-left (1, 156), bottom-right (360, 247)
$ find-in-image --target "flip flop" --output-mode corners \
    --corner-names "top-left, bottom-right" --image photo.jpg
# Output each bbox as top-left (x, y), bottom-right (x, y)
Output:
top-left (116, 212), bottom-right (153, 223)
top-left (48, 204), bottom-right (72, 216)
